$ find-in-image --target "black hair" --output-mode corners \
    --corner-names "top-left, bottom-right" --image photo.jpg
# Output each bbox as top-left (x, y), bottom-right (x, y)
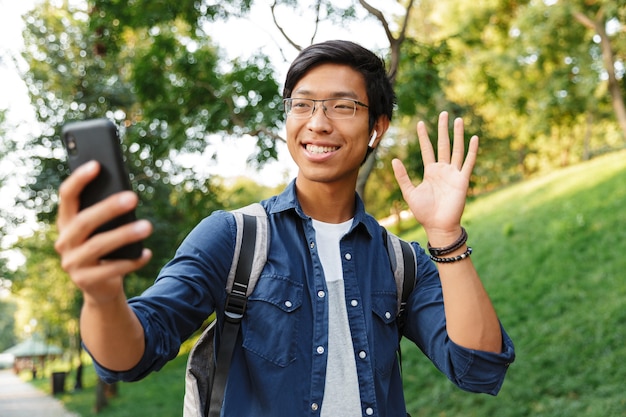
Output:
top-left (283, 40), bottom-right (396, 132)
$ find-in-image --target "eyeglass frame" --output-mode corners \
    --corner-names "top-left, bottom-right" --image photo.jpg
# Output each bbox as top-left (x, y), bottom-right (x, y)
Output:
top-left (283, 97), bottom-right (369, 120)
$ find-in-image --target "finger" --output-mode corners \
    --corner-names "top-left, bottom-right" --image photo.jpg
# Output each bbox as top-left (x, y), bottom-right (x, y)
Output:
top-left (59, 219), bottom-right (152, 270)
top-left (392, 158), bottom-right (415, 198)
top-left (416, 121), bottom-right (435, 166)
top-left (451, 117), bottom-right (466, 169)
top-left (55, 191), bottom-right (142, 256)
top-left (461, 135), bottom-right (479, 179)
top-left (70, 248), bottom-right (153, 291)
top-left (437, 111), bottom-right (451, 163)
top-left (57, 161), bottom-right (100, 228)
top-left (84, 219), bottom-right (152, 260)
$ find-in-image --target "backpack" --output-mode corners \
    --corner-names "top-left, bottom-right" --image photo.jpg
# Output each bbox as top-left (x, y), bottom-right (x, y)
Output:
top-left (183, 203), bottom-right (416, 417)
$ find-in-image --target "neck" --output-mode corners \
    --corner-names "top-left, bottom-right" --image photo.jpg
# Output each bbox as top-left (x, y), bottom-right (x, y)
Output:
top-left (295, 176), bottom-right (357, 223)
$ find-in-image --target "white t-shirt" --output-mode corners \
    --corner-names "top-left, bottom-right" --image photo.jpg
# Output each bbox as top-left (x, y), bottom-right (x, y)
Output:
top-left (312, 219), bottom-right (361, 417)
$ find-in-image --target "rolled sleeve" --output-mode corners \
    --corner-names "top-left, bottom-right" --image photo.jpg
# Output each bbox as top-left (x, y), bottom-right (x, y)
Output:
top-left (85, 310), bottom-right (171, 383)
top-left (446, 324), bottom-right (515, 395)
top-left (85, 211), bottom-right (237, 384)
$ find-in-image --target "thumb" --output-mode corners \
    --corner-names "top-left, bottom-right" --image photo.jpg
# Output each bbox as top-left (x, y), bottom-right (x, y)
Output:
top-left (392, 158), bottom-right (415, 196)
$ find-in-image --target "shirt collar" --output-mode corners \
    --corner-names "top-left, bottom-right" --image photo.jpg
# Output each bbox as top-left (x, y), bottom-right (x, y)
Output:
top-left (265, 179), bottom-right (377, 239)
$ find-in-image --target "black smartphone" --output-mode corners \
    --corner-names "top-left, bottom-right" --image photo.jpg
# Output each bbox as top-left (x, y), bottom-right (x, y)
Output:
top-left (62, 118), bottom-right (143, 259)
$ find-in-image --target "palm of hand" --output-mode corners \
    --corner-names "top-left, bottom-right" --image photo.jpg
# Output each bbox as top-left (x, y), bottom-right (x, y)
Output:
top-left (392, 112), bottom-right (478, 233)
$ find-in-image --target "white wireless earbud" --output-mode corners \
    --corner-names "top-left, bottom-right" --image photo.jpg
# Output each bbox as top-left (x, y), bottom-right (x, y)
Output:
top-left (368, 130), bottom-right (377, 147)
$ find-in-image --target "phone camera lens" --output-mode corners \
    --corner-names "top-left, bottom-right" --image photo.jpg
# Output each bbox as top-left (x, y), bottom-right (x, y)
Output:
top-left (66, 135), bottom-right (78, 156)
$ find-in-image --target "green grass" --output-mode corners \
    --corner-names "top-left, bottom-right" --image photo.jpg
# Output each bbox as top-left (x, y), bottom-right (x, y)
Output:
top-left (30, 150), bottom-right (626, 416)
top-left (29, 353), bottom-right (188, 416)
top-left (399, 149), bottom-right (626, 416)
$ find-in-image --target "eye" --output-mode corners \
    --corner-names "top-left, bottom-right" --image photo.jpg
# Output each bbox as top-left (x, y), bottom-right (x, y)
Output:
top-left (330, 99), bottom-right (356, 113)
top-left (292, 99), bottom-right (312, 109)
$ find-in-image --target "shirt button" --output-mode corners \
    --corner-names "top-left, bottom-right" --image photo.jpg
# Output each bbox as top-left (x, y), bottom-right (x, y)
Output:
top-left (284, 300), bottom-right (292, 308)
top-left (311, 403), bottom-right (319, 411)
top-left (351, 299), bottom-right (358, 307)
top-left (344, 253), bottom-right (352, 260)
top-left (318, 290), bottom-right (325, 298)
top-left (310, 241), bottom-right (315, 249)
top-left (359, 351), bottom-right (367, 359)
top-left (316, 346), bottom-right (325, 355)
top-left (366, 407), bottom-right (374, 415)
top-left (385, 311), bottom-right (392, 320)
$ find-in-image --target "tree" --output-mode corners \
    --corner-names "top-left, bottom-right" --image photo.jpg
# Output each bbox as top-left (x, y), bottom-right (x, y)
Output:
top-left (93, 0), bottom-right (421, 202)
top-left (571, 0), bottom-right (626, 143)
top-left (19, 0), bottom-right (270, 278)
top-left (0, 298), bottom-right (17, 351)
top-left (11, 227), bottom-right (80, 353)
top-left (0, 108), bottom-right (11, 265)
top-left (417, 0), bottom-right (624, 181)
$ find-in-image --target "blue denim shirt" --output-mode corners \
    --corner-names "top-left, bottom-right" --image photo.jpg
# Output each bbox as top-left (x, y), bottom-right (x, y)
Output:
top-left (93, 180), bottom-right (515, 416)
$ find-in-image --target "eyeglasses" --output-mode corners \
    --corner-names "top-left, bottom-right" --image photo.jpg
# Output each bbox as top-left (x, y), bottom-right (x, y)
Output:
top-left (283, 98), bottom-right (369, 119)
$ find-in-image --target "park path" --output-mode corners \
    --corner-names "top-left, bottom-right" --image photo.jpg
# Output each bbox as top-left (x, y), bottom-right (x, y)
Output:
top-left (0, 369), bottom-right (79, 417)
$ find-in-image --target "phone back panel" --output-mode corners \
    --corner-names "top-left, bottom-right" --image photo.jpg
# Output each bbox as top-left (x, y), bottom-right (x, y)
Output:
top-left (62, 119), bottom-right (142, 259)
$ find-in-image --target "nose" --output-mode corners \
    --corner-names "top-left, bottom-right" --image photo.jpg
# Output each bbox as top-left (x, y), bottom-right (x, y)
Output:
top-left (306, 103), bottom-right (332, 132)
top-left (310, 101), bottom-right (328, 118)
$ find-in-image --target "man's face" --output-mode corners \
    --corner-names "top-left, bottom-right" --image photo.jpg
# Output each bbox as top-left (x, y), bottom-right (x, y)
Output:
top-left (286, 63), bottom-right (371, 187)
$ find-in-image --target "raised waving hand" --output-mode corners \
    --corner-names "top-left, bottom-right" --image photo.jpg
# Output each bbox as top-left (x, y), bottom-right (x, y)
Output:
top-left (391, 111), bottom-right (478, 244)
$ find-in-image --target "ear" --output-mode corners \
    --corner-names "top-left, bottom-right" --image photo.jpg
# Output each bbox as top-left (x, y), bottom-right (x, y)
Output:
top-left (367, 116), bottom-right (390, 149)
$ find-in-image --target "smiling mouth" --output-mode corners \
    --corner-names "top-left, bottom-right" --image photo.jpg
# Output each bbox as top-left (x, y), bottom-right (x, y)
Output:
top-left (306, 144), bottom-right (339, 154)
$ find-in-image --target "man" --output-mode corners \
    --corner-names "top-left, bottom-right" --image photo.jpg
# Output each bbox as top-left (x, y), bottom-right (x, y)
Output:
top-left (56, 40), bottom-right (514, 416)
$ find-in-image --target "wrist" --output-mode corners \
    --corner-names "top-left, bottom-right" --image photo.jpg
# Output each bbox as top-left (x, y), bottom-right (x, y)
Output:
top-left (426, 227), bottom-right (466, 255)
top-left (82, 290), bottom-right (127, 312)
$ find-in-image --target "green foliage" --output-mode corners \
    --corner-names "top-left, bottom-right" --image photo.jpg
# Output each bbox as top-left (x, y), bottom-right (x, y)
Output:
top-left (428, 0), bottom-right (624, 180)
top-left (17, 0), bottom-right (278, 290)
top-left (217, 176), bottom-right (284, 211)
top-left (30, 354), bottom-right (187, 416)
top-left (0, 299), bottom-right (17, 351)
top-left (18, 0), bottom-right (285, 244)
top-left (395, 38), bottom-right (451, 122)
top-left (11, 227), bottom-right (81, 351)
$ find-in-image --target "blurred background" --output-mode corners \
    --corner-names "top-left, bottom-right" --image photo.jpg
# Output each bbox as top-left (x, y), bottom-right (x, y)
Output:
top-left (1, 0), bottom-right (625, 415)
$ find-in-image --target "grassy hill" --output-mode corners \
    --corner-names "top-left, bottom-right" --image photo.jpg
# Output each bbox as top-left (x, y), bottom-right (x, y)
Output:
top-left (400, 149), bottom-right (626, 416)
top-left (36, 149), bottom-right (626, 416)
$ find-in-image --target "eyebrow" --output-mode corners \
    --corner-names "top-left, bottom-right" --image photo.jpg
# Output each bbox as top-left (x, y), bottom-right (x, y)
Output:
top-left (291, 88), bottom-right (361, 100)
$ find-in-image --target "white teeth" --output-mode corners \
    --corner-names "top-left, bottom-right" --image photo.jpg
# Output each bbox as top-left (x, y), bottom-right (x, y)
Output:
top-left (306, 144), bottom-right (338, 154)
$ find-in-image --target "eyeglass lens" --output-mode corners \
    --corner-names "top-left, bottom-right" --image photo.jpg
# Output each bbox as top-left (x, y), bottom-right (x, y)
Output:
top-left (285, 98), bottom-right (361, 119)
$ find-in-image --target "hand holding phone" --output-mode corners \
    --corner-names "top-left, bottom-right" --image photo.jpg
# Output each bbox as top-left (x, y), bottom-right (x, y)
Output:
top-left (62, 118), bottom-right (144, 259)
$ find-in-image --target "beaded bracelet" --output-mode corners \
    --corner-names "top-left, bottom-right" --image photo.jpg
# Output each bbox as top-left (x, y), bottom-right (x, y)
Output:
top-left (427, 227), bottom-right (468, 256)
top-left (429, 247), bottom-right (473, 263)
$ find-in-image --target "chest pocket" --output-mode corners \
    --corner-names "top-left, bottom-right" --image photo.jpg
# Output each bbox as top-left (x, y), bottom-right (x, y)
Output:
top-left (242, 274), bottom-right (303, 367)
top-left (371, 291), bottom-right (400, 377)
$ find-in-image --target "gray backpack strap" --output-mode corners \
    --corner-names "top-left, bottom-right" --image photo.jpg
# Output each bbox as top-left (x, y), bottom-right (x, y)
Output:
top-left (227, 203), bottom-right (269, 296)
top-left (384, 229), bottom-right (417, 384)
top-left (183, 203), bottom-right (269, 417)
top-left (384, 230), bottom-right (417, 329)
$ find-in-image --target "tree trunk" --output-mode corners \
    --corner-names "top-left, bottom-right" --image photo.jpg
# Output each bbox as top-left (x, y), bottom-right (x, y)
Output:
top-left (74, 362), bottom-right (83, 391)
top-left (95, 377), bottom-right (118, 413)
top-left (354, 1), bottom-right (415, 204)
top-left (583, 112), bottom-right (593, 161)
top-left (574, 10), bottom-right (626, 143)
top-left (94, 377), bottom-right (108, 413)
top-left (356, 148), bottom-right (378, 202)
